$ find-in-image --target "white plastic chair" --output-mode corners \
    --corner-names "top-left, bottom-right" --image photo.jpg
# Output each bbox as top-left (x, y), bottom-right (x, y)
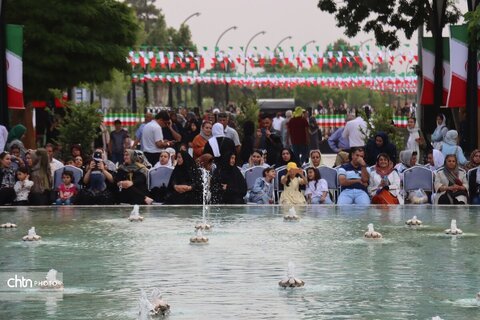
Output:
top-left (243, 166), bottom-right (266, 191)
top-left (403, 165), bottom-right (434, 203)
top-left (317, 165), bottom-right (339, 203)
top-left (53, 165), bottom-right (84, 190)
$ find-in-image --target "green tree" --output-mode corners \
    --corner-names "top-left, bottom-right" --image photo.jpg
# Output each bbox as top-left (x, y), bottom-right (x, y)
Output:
top-left (323, 39), bottom-right (366, 74)
top-left (124, 0), bottom-right (160, 34)
top-left (56, 102), bottom-right (102, 155)
top-left (96, 69), bottom-right (131, 111)
top-left (6, 0), bottom-right (139, 100)
top-left (360, 104), bottom-right (405, 152)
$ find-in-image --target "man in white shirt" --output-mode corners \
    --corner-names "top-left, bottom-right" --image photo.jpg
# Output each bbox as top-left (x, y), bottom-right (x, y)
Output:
top-left (45, 143), bottom-right (64, 177)
top-left (272, 112), bottom-right (285, 132)
top-left (141, 111), bottom-right (174, 166)
top-left (342, 112), bottom-right (368, 148)
top-left (217, 113), bottom-right (241, 155)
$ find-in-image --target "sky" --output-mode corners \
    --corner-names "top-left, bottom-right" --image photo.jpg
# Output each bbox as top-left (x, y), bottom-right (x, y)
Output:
top-left (156, 0), bottom-right (419, 55)
top-left (155, 0), bottom-right (472, 74)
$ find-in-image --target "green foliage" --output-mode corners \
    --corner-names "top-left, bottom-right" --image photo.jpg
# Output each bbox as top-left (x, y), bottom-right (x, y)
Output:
top-left (96, 69), bottom-right (131, 111)
top-left (6, 0), bottom-right (140, 100)
top-left (360, 104), bottom-right (405, 151)
top-left (235, 96), bottom-right (259, 141)
top-left (317, 0), bottom-right (460, 49)
top-left (323, 38), bottom-right (366, 73)
top-left (56, 103), bottom-right (102, 156)
top-left (465, 6), bottom-right (480, 52)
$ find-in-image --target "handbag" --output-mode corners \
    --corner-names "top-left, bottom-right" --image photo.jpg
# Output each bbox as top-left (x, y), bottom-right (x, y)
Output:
top-left (372, 188), bottom-right (399, 205)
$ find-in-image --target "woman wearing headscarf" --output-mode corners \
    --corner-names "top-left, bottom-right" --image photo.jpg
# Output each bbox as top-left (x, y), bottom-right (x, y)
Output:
top-left (6, 124), bottom-right (27, 158)
top-left (431, 114), bottom-right (448, 150)
top-left (365, 131), bottom-right (397, 166)
top-left (368, 153), bottom-right (403, 204)
top-left (164, 150), bottom-right (202, 204)
top-left (425, 149), bottom-right (445, 172)
top-left (0, 151), bottom-right (17, 205)
top-left (467, 150), bottom-right (480, 204)
top-left (203, 122), bottom-right (235, 168)
top-left (276, 148), bottom-right (300, 167)
top-left (28, 148), bottom-right (53, 205)
top-left (211, 153), bottom-right (247, 204)
top-left (192, 121), bottom-right (212, 160)
top-left (114, 149), bottom-right (153, 205)
top-left (440, 130), bottom-right (467, 166)
top-left (434, 154), bottom-right (468, 204)
top-left (406, 117), bottom-right (426, 159)
top-left (305, 149), bottom-right (323, 169)
top-left (395, 149), bottom-right (418, 183)
top-left (464, 149), bottom-right (480, 171)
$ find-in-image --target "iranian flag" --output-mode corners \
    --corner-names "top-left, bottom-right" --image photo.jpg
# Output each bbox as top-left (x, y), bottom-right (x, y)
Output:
top-left (420, 37), bottom-right (450, 105)
top-left (6, 25), bottom-right (24, 109)
top-left (446, 24), bottom-right (480, 107)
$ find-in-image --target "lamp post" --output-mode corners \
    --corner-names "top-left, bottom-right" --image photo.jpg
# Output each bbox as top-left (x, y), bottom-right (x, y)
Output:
top-left (213, 26), bottom-right (238, 108)
top-left (181, 12), bottom-right (200, 26)
top-left (215, 26), bottom-right (238, 53)
top-left (244, 31), bottom-right (266, 74)
top-left (273, 35), bottom-right (292, 54)
top-left (271, 36), bottom-right (292, 98)
top-left (359, 38), bottom-right (374, 51)
top-left (296, 40), bottom-right (316, 71)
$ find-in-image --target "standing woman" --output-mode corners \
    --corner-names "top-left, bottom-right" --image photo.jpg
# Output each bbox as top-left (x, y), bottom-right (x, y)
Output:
top-left (406, 117), bottom-right (425, 159)
top-left (431, 114), bottom-right (448, 150)
top-left (434, 154), bottom-right (468, 205)
top-left (29, 148), bottom-right (53, 205)
top-left (115, 149), bottom-right (153, 205)
top-left (0, 151), bottom-right (17, 205)
top-left (191, 121), bottom-right (212, 160)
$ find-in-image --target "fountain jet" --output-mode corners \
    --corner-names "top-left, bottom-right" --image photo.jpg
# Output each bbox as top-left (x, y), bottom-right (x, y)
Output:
top-left (405, 216), bottom-right (422, 226)
top-left (23, 227), bottom-right (41, 241)
top-left (279, 261), bottom-right (305, 288)
top-left (364, 223), bottom-right (382, 239)
top-left (128, 204), bottom-right (144, 222)
top-left (445, 219), bottom-right (463, 235)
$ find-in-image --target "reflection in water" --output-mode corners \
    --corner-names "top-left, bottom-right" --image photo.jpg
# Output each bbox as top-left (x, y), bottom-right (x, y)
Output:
top-left (0, 205), bottom-right (480, 319)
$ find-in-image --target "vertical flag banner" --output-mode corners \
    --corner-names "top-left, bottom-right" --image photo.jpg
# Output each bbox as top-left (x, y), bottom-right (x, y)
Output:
top-left (420, 37), bottom-right (449, 106)
top-left (442, 37), bottom-right (450, 106)
top-left (6, 24), bottom-right (24, 109)
top-left (446, 25), bottom-right (480, 107)
top-left (420, 38), bottom-right (435, 105)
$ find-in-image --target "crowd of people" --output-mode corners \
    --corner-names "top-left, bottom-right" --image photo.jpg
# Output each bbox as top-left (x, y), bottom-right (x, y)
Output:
top-left (0, 104), bottom-right (478, 207)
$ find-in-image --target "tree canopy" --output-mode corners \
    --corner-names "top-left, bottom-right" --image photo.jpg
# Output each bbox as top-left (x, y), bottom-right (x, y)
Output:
top-left (6, 0), bottom-right (139, 100)
top-left (317, 0), bottom-right (461, 49)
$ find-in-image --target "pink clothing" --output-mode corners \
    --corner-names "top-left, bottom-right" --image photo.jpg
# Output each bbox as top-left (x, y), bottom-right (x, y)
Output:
top-left (59, 183), bottom-right (77, 199)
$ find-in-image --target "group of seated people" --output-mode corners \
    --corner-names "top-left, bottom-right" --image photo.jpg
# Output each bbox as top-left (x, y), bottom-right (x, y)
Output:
top-left (2, 118), bottom-right (480, 206)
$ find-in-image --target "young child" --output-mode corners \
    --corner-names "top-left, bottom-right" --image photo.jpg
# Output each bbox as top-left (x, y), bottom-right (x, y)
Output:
top-left (279, 162), bottom-right (307, 205)
top-left (56, 170), bottom-right (77, 205)
top-left (305, 167), bottom-right (332, 204)
top-left (13, 167), bottom-right (33, 205)
top-left (248, 167), bottom-right (276, 204)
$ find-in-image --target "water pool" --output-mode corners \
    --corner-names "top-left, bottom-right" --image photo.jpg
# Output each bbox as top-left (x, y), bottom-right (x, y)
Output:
top-left (0, 205), bottom-right (479, 319)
